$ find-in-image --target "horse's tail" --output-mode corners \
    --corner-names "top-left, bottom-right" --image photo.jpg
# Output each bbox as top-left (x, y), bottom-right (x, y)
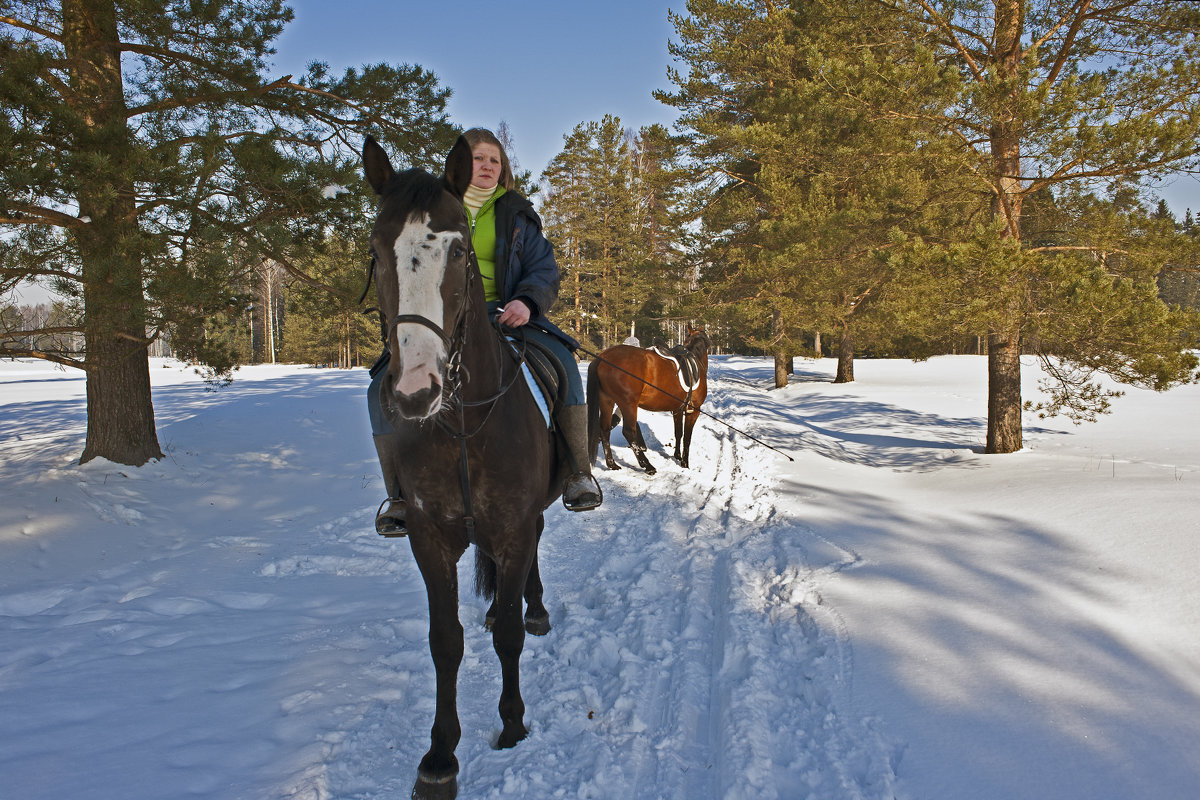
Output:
top-left (474, 550), bottom-right (496, 601)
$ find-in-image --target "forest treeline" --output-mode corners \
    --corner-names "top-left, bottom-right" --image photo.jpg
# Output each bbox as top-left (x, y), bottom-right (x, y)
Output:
top-left (2, 0), bottom-right (1200, 464)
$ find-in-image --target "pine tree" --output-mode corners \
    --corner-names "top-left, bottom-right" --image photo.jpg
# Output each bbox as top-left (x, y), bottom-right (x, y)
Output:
top-left (0, 1), bottom-right (458, 465)
top-left (875, 0), bottom-right (1200, 452)
top-left (541, 117), bottom-right (695, 349)
top-left (281, 237), bottom-right (376, 368)
top-left (659, 0), bottom-right (965, 385)
top-left (629, 124), bottom-right (694, 344)
top-left (541, 116), bottom-right (639, 346)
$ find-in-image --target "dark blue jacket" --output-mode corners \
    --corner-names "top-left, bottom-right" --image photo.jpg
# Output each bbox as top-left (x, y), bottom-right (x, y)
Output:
top-left (493, 191), bottom-right (579, 351)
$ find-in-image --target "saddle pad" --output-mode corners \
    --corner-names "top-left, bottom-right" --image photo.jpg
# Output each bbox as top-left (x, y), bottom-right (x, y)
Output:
top-left (649, 345), bottom-right (701, 391)
top-left (507, 338), bottom-right (551, 428)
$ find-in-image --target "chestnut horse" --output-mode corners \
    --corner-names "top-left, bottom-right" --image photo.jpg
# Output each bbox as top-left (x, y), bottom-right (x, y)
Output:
top-left (587, 327), bottom-right (711, 475)
top-left (363, 135), bottom-right (565, 799)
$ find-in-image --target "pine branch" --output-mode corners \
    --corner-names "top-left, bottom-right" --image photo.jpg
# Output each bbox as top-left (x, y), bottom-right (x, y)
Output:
top-left (1, 203), bottom-right (87, 229)
top-left (124, 74), bottom-right (293, 117)
top-left (2, 325), bottom-right (84, 338)
top-left (0, 346), bottom-right (85, 370)
top-left (0, 14), bottom-right (61, 42)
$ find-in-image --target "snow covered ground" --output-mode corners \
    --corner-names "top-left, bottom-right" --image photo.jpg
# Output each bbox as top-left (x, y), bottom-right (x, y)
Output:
top-left (1, 354), bottom-right (1197, 800)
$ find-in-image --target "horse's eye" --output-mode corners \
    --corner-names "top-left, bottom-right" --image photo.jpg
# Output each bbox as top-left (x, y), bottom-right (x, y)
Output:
top-left (452, 244), bottom-right (465, 260)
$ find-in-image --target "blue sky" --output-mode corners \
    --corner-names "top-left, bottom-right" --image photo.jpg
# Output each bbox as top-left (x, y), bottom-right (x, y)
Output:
top-left (271, 0), bottom-right (1199, 216)
top-left (272, 0), bottom-right (684, 181)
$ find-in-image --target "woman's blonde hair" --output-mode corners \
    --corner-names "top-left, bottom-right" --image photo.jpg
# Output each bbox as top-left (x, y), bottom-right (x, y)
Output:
top-left (462, 127), bottom-right (516, 190)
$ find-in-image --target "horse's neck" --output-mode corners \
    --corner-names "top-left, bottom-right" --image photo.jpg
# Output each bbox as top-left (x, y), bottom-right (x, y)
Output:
top-left (459, 309), bottom-right (504, 401)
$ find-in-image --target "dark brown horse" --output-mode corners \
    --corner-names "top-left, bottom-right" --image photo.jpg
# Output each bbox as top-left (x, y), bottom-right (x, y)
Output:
top-left (363, 135), bottom-right (565, 799)
top-left (587, 326), bottom-right (711, 475)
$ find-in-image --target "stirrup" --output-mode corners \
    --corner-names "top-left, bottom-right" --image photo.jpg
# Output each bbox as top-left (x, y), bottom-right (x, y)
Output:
top-left (375, 497), bottom-right (407, 537)
top-left (562, 473), bottom-right (602, 512)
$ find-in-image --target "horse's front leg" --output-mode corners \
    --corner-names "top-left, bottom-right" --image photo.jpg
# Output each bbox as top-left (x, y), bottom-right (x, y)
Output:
top-left (410, 537), bottom-right (466, 798)
top-left (492, 548), bottom-right (535, 749)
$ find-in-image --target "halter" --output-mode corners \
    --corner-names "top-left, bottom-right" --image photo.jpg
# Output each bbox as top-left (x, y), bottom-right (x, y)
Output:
top-left (373, 237), bottom-right (478, 399)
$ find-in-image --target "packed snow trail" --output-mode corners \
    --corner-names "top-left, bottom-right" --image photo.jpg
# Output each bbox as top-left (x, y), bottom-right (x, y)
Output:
top-left (318, 363), bottom-right (903, 799)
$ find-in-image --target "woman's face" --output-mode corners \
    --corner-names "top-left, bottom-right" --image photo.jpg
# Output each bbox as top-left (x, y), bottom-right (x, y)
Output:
top-left (471, 142), bottom-right (503, 190)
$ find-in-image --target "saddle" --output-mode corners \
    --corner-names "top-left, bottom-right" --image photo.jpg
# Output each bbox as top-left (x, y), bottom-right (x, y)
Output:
top-left (504, 333), bottom-right (566, 426)
top-left (650, 340), bottom-right (701, 392)
top-left (505, 333), bottom-right (586, 480)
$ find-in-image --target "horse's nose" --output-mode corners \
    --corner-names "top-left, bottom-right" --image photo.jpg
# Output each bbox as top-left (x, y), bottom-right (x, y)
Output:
top-left (390, 353), bottom-right (445, 418)
top-left (393, 382), bottom-right (443, 419)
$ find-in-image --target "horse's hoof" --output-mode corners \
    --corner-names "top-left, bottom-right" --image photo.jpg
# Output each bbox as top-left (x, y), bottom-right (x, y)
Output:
top-left (525, 613), bottom-right (551, 636)
top-left (412, 774), bottom-right (457, 800)
top-left (605, 460), bottom-right (620, 471)
top-left (645, 466), bottom-right (657, 476)
top-left (496, 723), bottom-right (528, 750)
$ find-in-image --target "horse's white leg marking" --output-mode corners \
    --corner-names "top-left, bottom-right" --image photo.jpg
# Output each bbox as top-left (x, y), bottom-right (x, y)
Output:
top-left (389, 214), bottom-right (464, 407)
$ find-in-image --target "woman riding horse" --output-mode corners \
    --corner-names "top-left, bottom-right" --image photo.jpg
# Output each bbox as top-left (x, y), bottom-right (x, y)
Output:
top-left (369, 128), bottom-right (602, 535)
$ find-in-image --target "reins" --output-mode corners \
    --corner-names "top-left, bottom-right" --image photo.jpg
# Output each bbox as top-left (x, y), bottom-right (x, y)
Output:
top-left (575, 341), bottom-right (795, 462)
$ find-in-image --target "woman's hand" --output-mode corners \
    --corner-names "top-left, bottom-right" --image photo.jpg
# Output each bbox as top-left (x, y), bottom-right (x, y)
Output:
top-left (496, 299), bottom-right (532, 327)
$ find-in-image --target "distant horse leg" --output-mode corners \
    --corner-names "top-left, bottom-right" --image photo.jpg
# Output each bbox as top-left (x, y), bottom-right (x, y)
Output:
top-left (621, 408), bottom-right (656, 475)
top-left (598, 396), bottom-right (620, 470)
top-left (672, 409), bottom-right (685, 465)
top-left (492, 550), bottom-right (533, 749)
top-left (679, 411), bottom-right (698, 469)
top-left (411, 540), bottom-right (465, 797)
top-left (523, 516), bottom-right (550, 636)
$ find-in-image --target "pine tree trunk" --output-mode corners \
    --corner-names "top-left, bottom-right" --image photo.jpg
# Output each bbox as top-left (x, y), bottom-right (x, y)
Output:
top-left (834, 331), bottom-right (854, 383)
top-left (982, 0), bottom-right (1026, 455)
top-left (66, 0), bottom-right (163, 466)
top-left (986, 328), bottom-right (1023, 453)
top-left (773, 352), bottom-right (789, 388)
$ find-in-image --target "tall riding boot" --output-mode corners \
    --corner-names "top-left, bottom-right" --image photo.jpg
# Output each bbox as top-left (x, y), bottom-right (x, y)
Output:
top-left (372, 434), bottom-right (407, 537)
top-left (558, 405), bottom-right (602, 512)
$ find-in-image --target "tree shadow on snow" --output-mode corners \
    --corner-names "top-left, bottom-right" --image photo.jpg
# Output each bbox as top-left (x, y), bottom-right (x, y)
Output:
top-left (771, 479), bottom-right (1200, 800)
top-left (704, 357), bottom-right (1061, 473)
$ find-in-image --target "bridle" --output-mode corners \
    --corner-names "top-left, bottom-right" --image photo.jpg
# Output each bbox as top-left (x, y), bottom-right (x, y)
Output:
top-left (365, 225), bottom-right (477, 402)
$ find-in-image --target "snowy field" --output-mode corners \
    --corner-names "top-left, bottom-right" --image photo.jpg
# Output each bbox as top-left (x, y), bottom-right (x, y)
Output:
top-left (1, 353), bottom-right (1197, 800)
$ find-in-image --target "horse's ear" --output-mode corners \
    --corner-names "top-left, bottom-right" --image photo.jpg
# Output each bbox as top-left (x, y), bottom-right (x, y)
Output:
top-left (363, 136), bottom-right (395, 195)
top-left (442, 135), bottom-right (473, 200)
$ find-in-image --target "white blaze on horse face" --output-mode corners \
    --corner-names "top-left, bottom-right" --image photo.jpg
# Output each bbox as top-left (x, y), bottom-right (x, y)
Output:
top-left (388, 214), bottom-right (464, 406)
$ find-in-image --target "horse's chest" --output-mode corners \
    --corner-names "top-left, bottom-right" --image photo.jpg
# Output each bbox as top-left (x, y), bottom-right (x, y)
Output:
top-left (399, 422), bottom-right (548, 525)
